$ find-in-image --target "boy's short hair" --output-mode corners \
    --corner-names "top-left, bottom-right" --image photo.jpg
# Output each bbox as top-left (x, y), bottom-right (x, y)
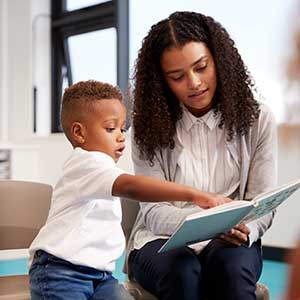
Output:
top-left (60, 80), bottom-right (123, 145)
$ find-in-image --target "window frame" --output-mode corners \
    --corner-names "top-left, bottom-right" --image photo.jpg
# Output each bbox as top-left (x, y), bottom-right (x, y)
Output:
top-left (51, 0), bottom-right (129, 132)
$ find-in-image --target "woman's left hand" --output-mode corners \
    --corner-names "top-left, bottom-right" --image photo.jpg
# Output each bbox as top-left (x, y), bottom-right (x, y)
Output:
top-left (218, 223), bottom-right (250, 247)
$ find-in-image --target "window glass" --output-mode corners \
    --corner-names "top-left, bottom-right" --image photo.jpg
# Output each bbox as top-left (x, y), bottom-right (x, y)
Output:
top-left (66, 0), bottom-right (110, 11)
top-left (68, 28), bottom-right (117, 85)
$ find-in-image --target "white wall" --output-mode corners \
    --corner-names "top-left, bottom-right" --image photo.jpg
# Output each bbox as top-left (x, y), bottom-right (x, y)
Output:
top-left (12, 132), bottom-right (132, 187)
top-left (0, 0), bottom-right (299, 248)
top-left (263, 127), bottom-right (300, 247)
top-left (6, 0), bottom-right (33, 140)
top-left (32, 0), bottom-right (51, 135)
top-left (0, 0), bottom-right (51, 140)
top-left (0, 0), bottom-right (8, 142)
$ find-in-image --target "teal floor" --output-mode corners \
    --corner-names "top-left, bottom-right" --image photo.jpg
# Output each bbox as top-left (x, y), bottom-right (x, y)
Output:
top-left (259, 259), bottom-right (290, 300)
top-left (0, 254), bottom-right (289, 299)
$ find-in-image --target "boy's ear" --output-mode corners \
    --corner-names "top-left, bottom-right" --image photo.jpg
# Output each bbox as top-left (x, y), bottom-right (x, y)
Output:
top-left (71, 122), bottom-right (85, 144)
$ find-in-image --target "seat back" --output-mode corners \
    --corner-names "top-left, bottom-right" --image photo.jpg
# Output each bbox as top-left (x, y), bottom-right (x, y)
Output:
top-left (0, 180), bottom-right (52, 249)
top-left (0, 180), bottom-right (52, 300)
top-left (121, 198), bottom-right (140, 243)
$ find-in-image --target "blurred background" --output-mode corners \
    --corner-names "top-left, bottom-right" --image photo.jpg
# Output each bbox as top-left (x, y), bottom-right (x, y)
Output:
top-left (0, 1), bottom-right (300, 299)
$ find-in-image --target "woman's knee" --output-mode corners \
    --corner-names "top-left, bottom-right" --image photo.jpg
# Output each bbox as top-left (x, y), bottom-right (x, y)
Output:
top-left (170, 250), bottom-right (201, 273)
top-left (207, 249), bottom-right (261, 284)
top-left (131, 245), bottom-right (202, 295)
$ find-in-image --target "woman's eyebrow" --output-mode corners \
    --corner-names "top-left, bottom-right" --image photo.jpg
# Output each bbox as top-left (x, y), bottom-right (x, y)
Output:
top-left (165, 56), bottom-right (208, 75)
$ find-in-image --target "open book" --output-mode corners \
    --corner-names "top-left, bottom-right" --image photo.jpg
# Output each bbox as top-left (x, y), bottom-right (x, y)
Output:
top-left (158, 178), bottom-right (300, 253)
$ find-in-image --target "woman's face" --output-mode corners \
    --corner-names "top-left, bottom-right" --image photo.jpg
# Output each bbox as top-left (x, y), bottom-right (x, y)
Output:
top-left (160, 41), bottom-right (217, 117)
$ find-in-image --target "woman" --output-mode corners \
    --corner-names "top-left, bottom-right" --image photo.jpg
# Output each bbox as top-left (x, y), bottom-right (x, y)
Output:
top-left (126, 11), bottom-right (277, 300)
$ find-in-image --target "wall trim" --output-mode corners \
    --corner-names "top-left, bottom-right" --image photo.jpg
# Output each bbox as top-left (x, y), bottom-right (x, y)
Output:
top-left (262, 245), bottom-right (292, 262)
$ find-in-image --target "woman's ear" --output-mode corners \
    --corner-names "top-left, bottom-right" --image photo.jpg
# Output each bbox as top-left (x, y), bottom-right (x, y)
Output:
top-left (71, 122), bottom-right (85, 145)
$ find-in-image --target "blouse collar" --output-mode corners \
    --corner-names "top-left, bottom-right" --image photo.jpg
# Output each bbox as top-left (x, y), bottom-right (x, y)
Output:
top-left (180, 104), bottom-right (219, 132)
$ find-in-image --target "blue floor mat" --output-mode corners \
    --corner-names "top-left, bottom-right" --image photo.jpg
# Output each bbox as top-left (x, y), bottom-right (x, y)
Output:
top-left (0, 255), bottom-right (290, 299)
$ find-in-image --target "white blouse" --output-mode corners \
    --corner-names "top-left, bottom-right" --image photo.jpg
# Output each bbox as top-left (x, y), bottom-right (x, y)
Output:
top-left (175, 106), bottom-right (240, 199)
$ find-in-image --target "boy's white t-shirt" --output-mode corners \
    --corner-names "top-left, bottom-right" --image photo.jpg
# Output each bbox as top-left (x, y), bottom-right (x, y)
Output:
top-left (29, 147), bottom-right (126, 272)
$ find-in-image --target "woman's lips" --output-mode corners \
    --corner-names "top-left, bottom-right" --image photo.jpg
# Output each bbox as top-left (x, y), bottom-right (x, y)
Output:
top-left (188, 88), bottom-right (208, 98)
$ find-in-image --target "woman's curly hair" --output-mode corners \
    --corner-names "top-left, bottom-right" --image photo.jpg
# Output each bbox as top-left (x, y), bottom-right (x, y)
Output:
top-left (133, 11), bottom-right (260, 164)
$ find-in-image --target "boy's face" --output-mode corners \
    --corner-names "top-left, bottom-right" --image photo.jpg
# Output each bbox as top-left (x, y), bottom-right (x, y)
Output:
top-left (78, 99), bottom-right (127, 162)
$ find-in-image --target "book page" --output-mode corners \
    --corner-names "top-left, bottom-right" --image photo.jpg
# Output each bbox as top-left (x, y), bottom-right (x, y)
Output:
top-left (253, 178), bottom-right (300, 202)
top-left (187, 200), bottom-right (251, 221)
top-left (242, 180), bottom-right (300, 223)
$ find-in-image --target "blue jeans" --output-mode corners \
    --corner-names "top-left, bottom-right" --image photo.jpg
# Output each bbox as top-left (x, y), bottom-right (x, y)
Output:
top-left (29, 250), bottom-right (134, 300)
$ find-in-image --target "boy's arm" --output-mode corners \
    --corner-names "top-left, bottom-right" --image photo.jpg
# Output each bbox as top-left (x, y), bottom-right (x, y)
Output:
top-left (112, 173), bottom-right (231, 209)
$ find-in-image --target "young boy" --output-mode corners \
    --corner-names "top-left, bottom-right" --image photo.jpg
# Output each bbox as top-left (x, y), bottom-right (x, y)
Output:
top-left (29, 80), bottom-right (230, 300)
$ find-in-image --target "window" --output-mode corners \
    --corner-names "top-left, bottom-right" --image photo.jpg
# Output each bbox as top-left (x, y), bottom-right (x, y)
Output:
top-left (67, 0), bottom-right (110, 11)
top-left (51, 0), bottom-right (129, 132)
top-left (68, 28), bottom-right (117, 84)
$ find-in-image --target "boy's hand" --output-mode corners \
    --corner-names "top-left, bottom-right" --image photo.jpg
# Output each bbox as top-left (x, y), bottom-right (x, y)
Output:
top-left (192, 192), bottom-right (232, 209)
top-left (218, 223), bottom-right (250, 247)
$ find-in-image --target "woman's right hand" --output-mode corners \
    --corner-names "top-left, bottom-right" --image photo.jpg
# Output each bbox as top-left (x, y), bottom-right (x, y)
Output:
top-left (192, 191), bottom-right (232, 209)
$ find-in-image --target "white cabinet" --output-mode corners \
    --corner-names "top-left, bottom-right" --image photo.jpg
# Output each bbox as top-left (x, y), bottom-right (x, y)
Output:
top-left (0, 149), bottom-right (10, 179)
top-left (0, 145), bottom-right (39, 181)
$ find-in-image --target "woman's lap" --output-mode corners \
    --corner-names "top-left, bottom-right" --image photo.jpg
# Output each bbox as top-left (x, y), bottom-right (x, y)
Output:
top-left (129, 239), bottom-right (204, 300)
top-left (129, 239), bottom-right (262, 300)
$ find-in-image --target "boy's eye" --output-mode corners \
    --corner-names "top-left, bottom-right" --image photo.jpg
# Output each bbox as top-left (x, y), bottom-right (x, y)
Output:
top-left (121, 128), bottom-right (127, 133)
top-left (106, 128), bottom-right (115, 133)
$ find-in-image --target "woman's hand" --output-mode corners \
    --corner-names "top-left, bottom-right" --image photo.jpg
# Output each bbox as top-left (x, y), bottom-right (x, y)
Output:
top-left (192, 191), bottom-right (232, 209)
top-left (218, 223), bottom-right (250, 247)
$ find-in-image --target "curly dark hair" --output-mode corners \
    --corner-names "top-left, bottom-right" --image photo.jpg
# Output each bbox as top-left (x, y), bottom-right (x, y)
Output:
top-left (132, 11), bottom-right (260, 164)
top-left (61, 80), bottom-right (123, 145)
